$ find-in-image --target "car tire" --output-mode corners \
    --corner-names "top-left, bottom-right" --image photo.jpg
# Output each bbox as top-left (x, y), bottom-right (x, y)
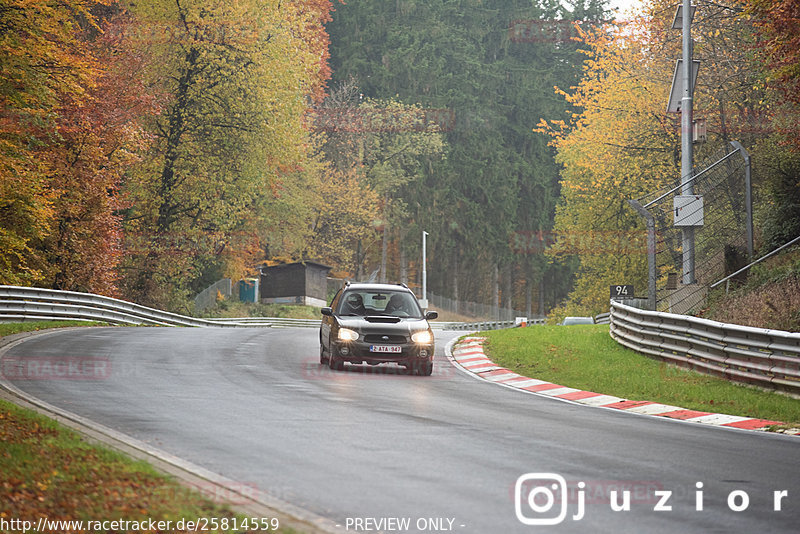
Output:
top-left (319, 344), bottom-right (328, 365)
top-left (328, 352), bottom-right (344, 371)
top-left (415, 361), bottom-right (433, 376)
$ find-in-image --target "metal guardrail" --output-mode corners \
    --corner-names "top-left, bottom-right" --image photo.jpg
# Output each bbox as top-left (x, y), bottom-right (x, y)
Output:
top-left (0, 286), bottom-right (271, 328)
top-left (211, 317), bottom-right (320, 328)
top-left (443, 318), bottom-right (546, 331)
top-left (0, 286), bottom-right (541, 332)
top-left (444, 320), bottom-right (514, 331)
top-left (609, 300), bottom-right (800, 395)
top-left (594, 312), bottom-right (611, 325)
top-left (212, 318), bottom-right (533, 330)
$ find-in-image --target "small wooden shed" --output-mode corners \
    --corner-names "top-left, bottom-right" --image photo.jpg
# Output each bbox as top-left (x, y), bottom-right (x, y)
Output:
top-left (259, 261), bottom-right (331, 307)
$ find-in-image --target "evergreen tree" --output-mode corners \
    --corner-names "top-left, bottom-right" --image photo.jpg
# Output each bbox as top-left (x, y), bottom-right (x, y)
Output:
top-left (327, 0), bottom-right (609, 311)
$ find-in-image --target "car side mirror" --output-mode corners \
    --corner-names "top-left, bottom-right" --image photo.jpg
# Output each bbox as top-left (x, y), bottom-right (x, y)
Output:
top-left (425, 311), bottom-right (438, 320)
top-left (321, 307), bottom-right (333, 316)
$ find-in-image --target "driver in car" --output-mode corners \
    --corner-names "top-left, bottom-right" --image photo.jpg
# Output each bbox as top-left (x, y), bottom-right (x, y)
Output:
top-left (344, 293), bottom-right (367, 315)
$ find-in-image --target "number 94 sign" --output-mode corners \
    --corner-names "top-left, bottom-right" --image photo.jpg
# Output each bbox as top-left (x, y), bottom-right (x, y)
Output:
top-left (611, 285), bottom-right (634, 299)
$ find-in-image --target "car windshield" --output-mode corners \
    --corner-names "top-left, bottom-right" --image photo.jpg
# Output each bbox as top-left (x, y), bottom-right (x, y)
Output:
top-left (337, 290), bottom-right (423, 318)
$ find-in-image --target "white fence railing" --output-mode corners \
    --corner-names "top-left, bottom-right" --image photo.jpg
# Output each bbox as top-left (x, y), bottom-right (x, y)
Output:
top-left (610, 300), bottom-right (800, 395)
top-left (0, 286), bottom-right (271, 328)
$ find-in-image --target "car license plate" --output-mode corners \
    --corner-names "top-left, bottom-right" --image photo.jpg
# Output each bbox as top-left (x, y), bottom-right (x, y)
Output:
top-left (370, 345), bottom-right (401, 353)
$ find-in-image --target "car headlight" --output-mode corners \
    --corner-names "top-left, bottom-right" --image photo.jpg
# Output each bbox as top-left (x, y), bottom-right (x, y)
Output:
top-left (338, 328), bottom-right (359, 341)
top-left (411, 330), bottom-right (432, 344)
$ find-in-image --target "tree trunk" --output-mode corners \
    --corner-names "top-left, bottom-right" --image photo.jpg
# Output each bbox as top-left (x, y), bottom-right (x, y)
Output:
top-left (380, 222), bottom-right (388, 283)
top-left (400, 247), bottom-right (408, 284)
top-left (503, 263), bottom-right (513, 320)
top-left (452, 248), bottom-right (459, 315)
top-left (355, 239), bottom-right (362, 281)
top-left (526, 277), bottom-right (532, 319)
top-left (157, 46), bottom-right (199, 233)
top-left (492, 264), bottom-right (499, 320)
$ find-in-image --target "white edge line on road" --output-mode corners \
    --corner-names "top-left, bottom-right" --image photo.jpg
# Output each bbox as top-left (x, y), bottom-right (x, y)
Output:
top-left (0, 328), bottom-right (342, 534)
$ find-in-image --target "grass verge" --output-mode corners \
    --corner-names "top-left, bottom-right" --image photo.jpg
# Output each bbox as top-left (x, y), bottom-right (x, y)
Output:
top-left (481, 325), bottom-right (800, 426)
top-left (0, 398), bottom-right (298, 533)
top-left (697, 245), bottom-right (800, 331)
top-left (0, 321), bottom-right (108, 339)
top-left (200, 301), bottom-right (320, 320)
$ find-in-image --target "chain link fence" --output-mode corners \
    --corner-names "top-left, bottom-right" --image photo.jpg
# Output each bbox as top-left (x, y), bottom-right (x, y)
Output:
top-left (631, 142), bottom-right (754, 313)
top-left (194, 278), bottom-right (232, 312)
top-left (428, 291), bottom-right (536, 321)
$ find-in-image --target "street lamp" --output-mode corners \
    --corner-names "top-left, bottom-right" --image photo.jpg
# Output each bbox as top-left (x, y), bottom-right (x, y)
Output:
top-left (421, 230), bottom-right (429, 310)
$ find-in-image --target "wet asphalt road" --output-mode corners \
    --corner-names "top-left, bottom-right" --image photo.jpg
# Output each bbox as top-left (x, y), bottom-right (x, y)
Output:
top-left (3, 326), bottom-right (799, 533)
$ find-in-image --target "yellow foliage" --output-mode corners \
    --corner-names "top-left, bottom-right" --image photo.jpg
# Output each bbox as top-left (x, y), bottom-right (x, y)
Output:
top-left (541, 0), bottom-right (773, 314)
top-left (539, 16), bottom-right (677, 313)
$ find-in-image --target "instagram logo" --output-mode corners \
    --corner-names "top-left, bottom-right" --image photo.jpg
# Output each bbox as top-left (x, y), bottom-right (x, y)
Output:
top-left (515, 473), bottom-right (584, 525)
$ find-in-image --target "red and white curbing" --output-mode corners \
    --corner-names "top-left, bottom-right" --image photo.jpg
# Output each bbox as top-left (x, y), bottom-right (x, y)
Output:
top-left (450, 337), bottom-right (800, 436)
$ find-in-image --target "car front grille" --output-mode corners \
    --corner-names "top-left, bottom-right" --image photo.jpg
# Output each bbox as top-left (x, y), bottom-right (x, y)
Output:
top-left (363, 334), bottom-right (407, 344)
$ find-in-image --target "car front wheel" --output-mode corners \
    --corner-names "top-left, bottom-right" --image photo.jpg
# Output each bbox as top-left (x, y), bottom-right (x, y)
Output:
top-left (414, 361), bottom-right (433, 376)
top-left (319, 344), bottom-right (328, 365)
top-left (328, 352), bottom-right (344, 371)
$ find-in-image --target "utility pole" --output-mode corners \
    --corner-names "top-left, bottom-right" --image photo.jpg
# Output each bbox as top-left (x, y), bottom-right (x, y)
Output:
top-left (681, 0), bottom-right (695, 284)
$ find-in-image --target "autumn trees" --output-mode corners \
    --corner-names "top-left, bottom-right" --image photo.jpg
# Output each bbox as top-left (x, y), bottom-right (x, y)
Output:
top-left (305, 80), bottom-right (446, 281)
top-left (1, 0), bottom-right (340, 309)
top-left (118, 0), bottom-right (332, 308)
top-left (746, 0), bottom-right (800, 110)
top-left (0, 0), bottom-right (455, 311)
top-left (535, 16), bottom-right (671, 314)
top-left (0, 0), bottom-right (151, 293)
top-left (4, 0), bottom-right (798, 317)
top-left (743, 0), bottom-right (800, 250)
top-left (538, 0), bottom-right (800, 316)
top-left (327, 0), bottom-right (609, 312)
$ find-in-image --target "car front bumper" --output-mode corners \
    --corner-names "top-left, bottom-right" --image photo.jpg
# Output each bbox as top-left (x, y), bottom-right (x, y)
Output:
top-left (332, 340), bottom-right (434, 365)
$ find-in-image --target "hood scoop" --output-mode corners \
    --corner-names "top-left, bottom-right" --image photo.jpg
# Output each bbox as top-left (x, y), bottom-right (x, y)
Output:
top-left (364, 315), bottom-right (401, 323)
